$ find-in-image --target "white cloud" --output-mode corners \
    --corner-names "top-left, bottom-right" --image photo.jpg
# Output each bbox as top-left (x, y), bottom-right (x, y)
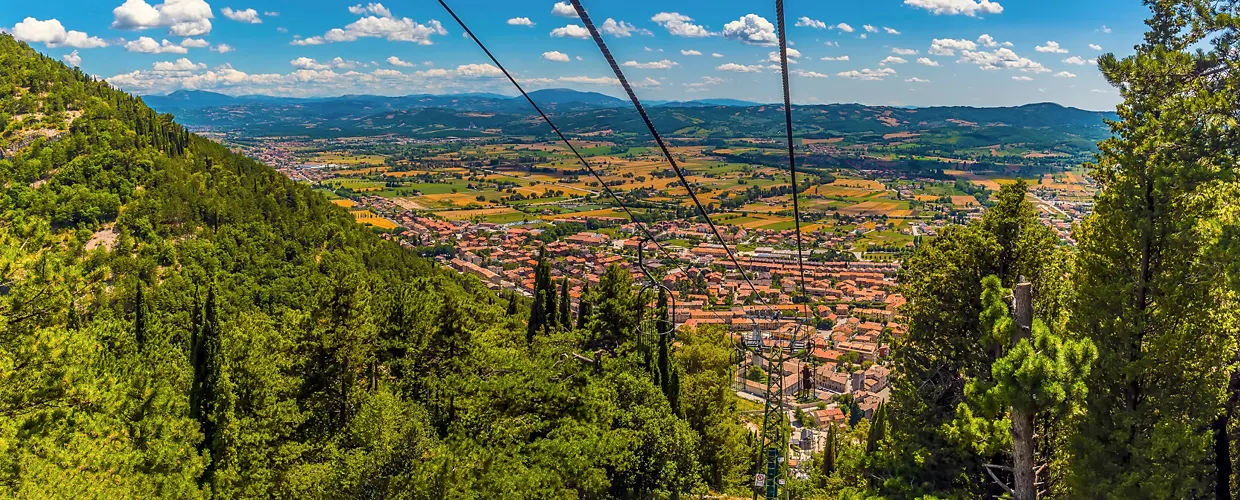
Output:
top-left (837, 67), bottom-right (896, 80)
top-left (652, 12), bottom-right (712, 37)
top-left (222, 7), bottom-right (262, 24)
top-left (884, 27), bottom-right (901, 34)
top-left (978, 34), bottom-right (998, 48)
top-left (796, 17), bottom-right (827, 29)
top-left (507, 17), bottom-right (534, 27)
top-left (387, 55), bottom-right (415, 67)
top-left (152, 57), bottom-right (206, 72)
top-left (180, 37), bottom-right (209, 47)
top-left (551, 2), bottom-right (578, 18)
top-left (1089, 43), bottom-right (1102, 50)
top-left (723, 14), bottom-right (776, 45)
top-left (1012, 75), bottom-right (1033, 81)
top-left (264, 11), bottom-right (278, 16)
top-left (1035, 41), bottom-right (1068, 53)
top-left (349, 3), bottom-right (392, 17)
top-left (959, 47), bottom-right (1049, 73)
top-left (1100, 25), bottom-right (1112, 33)
top-left (834, 23), bottom-right (855, 33)
top-left (929, 38), bottom-right (976, 56)
top-left (542, 51), bottom-right (570, 62)
top-left (112, 0), bottom-right (215, 36)
top-left (454, 63), bottom-right (503, 77)
top-left (916, 57), bottom-right (939, 66)
top-left (863, 25), bottom-right (879, 33)
top-left (550, 24), bottom-right (590, 38)
top-left (623, 59), bottom-right (678, 69)
top-left (11, 18), bottom-right (109, 48)
top-left (906, 77), bottom-right (929, 83)
top-left (860, 34), bottom-right (868, 40)
top-left (62, 50), bottom-right (82, 66)
top-left (767, 48), bottom-right (802, 63)
top-left (686, 76), bottom-right (724, 89)
top-left (792, 69), bottom-right (828, 78)
top-left (124, 36), bottom-right (189, 54)
top-left (559, 75), bottom-right (620, 85)
top-left (820, 55), bottom-right (849, 61)
top-left (295, 4), bottom-right (447, 46)
top-left (212, 43), bottom-right (234, 53)
top-left (711, 52), bottom-right (724, 58)
top-left (602, 18), bottom-right (651, 37)
top-left (904, 0), bottom-right (1003, 16)
top-left (881, 56), bottom-right (908, 65)
top-left (1063, 56), bottom-right (1095, 65)
top-left (1055, 71), bottom-right (1076, 78)
top-left (717, 62), bottom-right (764, 73)
top-left (291, 57), bottom-right (331, 70)
top-left (892, 48), bottom-right (918, 55)
top-left (331, 57), bottom-right (359, 69)
top-left (681, 49), bottom-right (702, 56)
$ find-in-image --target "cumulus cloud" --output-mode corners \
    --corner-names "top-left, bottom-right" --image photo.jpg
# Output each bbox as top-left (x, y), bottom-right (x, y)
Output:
top-left (820, 55), bottom-right (849, 61)
top-left (716, 62), bottom-right (764, 73)
top-left (651, 12), bottom-right (712, 37)
top-left (112, 0), bottom-right (215, 36)
top-left (550, 24), bottom-right (590, 38)
top-left (681, 49), bottom-right (702, 56)
top-left (1088, 43), bottom-right (1102, 51)
top-left (124, 36), bottom-right (190, 54)
top-left (551, 2), bottom-right (578, 18)
top-left (906, 77), bottom-right (929, 83)
top-left (792, 69), bottom-right (828, 78)
top-left (63, 50), bottom-right (82, 66)
top-left (833, 23), bottom-right (855, 33)
top-left (904, 0), bottom-right (1003, 16)
top-left (864, 25), bottom-right (879, 33)
top-left (881, 56), bottom-right (908, 65)
top-left (153, 57), bottom-right (206, 72)
top-left (767, 48), bottom-right (802, 63)
top-left (507, 17), bottom-right (534, 27)
top-left (291, 57), bottom-right (331, 70)
top-left (795, 17), bottom-right (826, 29)
top-left (892, 48), bottom-right (918, 55)
top-left (1012, 75), bottom-right (1033, 81)
top-left (11, 18), bottom-right (109, 48)
top-left (978, 34), bottom-right (998, 48)
top-left (602, 18), bottom-right (651, 37)
top-left (542, 50), bottom-right (570, 62)
top-left (1035, 41), bottom-right (1068, 53)
top-left (723, 14), bottom-right (776, 46)
top-left (712, 52), bottom-right (723, 58)
top-left (1063, 56), bottom-right (1095, 65)
top-left (916, 57), bottom-right (939, 66)
top-left (885, 27), bottom-right (901, 34)
top-left (837, 67), bottom-right (896, 80)
top-left (623, 59), bottom-right (678, 69)
top-left (180, 37), bottom-right (209, 47)
top-left (685, 76), bottom-right (724, 89)
top-left (1055, 71), bottom-right (1076, 78)
top-left (212, 43), bottom-right (234, 53)
top-left (292, 4), bottom-right (447, 46)
top-left (222, 7), bottom-right (262, 24)
top-left (559, 75), bottom-right (620, 85)
top-left (387, 55), bottom-right (415, 67)
top-left (929, 38), bottom-right (976, 56)
top-left (959, 47), bottom-right (1049, 72)
top-left (331, 57), bottom-right (360, 69)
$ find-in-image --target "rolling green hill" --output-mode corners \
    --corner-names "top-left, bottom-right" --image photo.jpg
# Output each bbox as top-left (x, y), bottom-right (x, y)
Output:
top-left (0, 35), bottom-right (746, 498)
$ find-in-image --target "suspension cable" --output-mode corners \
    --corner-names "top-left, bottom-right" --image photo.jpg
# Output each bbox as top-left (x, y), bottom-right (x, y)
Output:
top-left (568, 0), bottom-right (778, 319)
top-left (436, 0), bottom-right (738, 328)
top-left (774, 0), bottom-right (810, 303)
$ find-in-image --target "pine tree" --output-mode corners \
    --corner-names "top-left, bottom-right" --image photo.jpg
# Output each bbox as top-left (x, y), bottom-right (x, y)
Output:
top-left (1068, 3), bottom-right (1240, 496)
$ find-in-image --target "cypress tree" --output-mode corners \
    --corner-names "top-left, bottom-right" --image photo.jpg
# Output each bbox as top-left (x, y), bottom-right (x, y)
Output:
top-left (558, 278), bottom-right (570, 329)
top-left (133, 281), bottom-right (147, 349)
top-left (576, 283), bottom-right (591, 330)
top-left (506, 293), bottom-right (518, 316)
top-left (820, 424), bottom-right (836, 483)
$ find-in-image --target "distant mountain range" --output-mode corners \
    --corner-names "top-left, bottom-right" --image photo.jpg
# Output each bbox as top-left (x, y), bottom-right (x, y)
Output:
top-left (140, 88), bottom-right (1116, 156)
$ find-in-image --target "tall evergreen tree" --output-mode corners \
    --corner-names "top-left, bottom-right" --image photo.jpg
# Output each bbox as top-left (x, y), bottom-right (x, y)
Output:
top-left (576, 283), bottom-right (591, 330)
top-left (1068, 3), bottom-right (1240, 497)
top-left (133, 281), bottom-right (147, 349)
top-left (558, 278), bottom-right (570, 329)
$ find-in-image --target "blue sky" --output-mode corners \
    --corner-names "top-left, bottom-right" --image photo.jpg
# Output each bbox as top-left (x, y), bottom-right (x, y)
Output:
top-left (3, 0), bottom-right (1151, 110)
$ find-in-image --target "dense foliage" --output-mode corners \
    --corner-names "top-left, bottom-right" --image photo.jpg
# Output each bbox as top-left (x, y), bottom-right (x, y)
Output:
top-left (0, 35), bottom-right (751, 498)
